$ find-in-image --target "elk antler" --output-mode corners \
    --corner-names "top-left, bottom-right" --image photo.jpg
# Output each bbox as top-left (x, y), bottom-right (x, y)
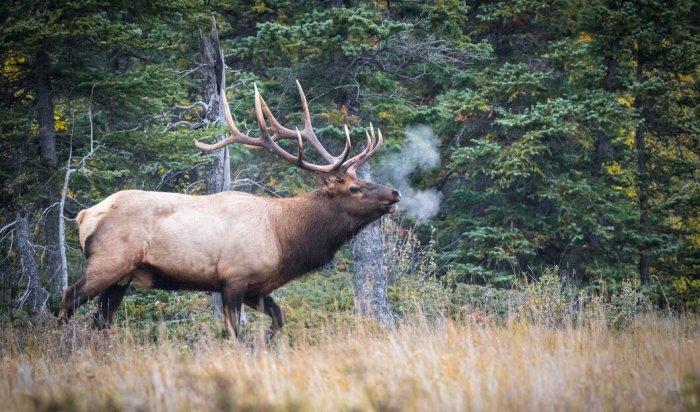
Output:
top-left (343, 124), bottom-right (383, 176)
top-left (194, 81), bottom-right (383, 175)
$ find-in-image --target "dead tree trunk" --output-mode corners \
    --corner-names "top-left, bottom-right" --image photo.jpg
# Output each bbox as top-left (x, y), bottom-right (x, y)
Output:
top-left (56, 140), bottom-right (75, 295)
top-left (351, 164), bottom-right (395, 327)
top-left (199, 19), bottom-right (230, 196)
top-left (15, 211), bottom-right (49, 315)
top-left (199, 18), bottom-right (238, 321)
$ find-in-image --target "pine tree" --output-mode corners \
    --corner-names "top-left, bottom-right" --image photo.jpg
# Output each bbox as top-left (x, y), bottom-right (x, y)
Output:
top-left (0, 0), bottom-right (203, 313)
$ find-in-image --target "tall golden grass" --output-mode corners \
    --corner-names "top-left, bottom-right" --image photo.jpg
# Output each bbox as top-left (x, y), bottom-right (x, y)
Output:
top-left (1, 314), bottom-right (698, 412)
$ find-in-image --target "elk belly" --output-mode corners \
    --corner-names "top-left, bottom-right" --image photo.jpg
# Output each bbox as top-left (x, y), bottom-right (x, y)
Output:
top-left (130, 267), bottom-right (155, 288)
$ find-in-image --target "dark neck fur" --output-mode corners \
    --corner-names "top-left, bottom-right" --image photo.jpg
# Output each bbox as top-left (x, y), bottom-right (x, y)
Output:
top-left (272, 190), bottom-right (375, 279)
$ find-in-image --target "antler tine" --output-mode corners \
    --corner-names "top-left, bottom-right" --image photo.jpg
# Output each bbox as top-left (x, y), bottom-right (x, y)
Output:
top-left (294, 80), bottom-right (337, 163)
top-left (343, 128), bottom-right (373, 169)
top-left (343, 124), bottom-right (384, 174)
top-left (221, 86), bottom-right (241, 136)
top-left (345, 124), bottom-right (384, 174)
top-left (295, 128), bottom-right (304, 166)
top-left (194, 87), bottom-right (259, 151)
top-left (253, 83), bottom-right (271, 141)
top-left (254, 83), bottom-right (285, 139)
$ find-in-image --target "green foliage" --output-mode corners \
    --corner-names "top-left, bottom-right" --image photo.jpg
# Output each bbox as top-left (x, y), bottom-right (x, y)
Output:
top-left (389, 275), bottom-right (451, 320)
top-left (1, 0), bottom-right (698, 319)
top-left (516, 267), bottom-right (653, 330)
top-left (522, 266), bottom-right (577, 326)
top-left (273, 269), bottom-right (356, 330)
top-left (668, 277), bottom-right (700, 312)
top-left (433, 0), bottom-right (699, 301)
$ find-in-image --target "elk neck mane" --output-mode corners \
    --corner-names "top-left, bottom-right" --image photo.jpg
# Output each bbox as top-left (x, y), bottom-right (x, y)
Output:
top-left (271, 189), bottom-right (375, 279)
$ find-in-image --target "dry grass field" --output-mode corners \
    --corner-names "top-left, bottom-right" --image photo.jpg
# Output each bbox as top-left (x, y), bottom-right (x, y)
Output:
top-left (1, 314), bottom-right (698, 412)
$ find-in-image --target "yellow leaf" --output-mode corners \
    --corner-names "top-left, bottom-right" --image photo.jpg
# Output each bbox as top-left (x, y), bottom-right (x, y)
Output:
top-left (678, 74), bottom-right (694, 84)
top-left (578, 32), bottom-right (592, 43)
top-left (1, 55), bottom-right (27, 83)
top-left (604, 161), bottom-right (623, 175)
top-left (616, 94), bottom-right (635, 108)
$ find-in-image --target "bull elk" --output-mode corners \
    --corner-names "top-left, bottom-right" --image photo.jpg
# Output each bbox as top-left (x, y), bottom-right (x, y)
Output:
top-left (58, 82), bottom-right (401, 338)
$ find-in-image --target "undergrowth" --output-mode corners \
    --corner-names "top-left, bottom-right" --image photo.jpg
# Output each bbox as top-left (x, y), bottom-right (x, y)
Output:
top-left (1, 311), bottom-right (698, 412)
top-left (0, 216), bottom-right (693, 411)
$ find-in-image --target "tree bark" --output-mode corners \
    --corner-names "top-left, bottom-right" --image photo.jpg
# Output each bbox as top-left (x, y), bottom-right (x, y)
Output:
top-left (199, 17), bottom-right (240, 322)
top-left (199, 19), bottom-right (229, 196)
top-left (15, 211), bottom-right (49, 315)
top-left (35, 50), bottom-right (57, 166)
top-left (35, 49), bottom-right (65, 296)
top-left (351, 164), bottom-right (395, 327)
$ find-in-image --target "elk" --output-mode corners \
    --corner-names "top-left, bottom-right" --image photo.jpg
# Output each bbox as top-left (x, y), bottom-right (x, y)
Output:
top-left (58, 82), bottom-right (400, 338)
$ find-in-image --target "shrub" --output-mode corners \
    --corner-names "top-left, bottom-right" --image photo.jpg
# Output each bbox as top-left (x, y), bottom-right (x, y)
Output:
top-left (451, 282), bottom-right (524, 321)
top-left (384, 217), bottom-right (450, 319)
top-left (521, 266), bottom-right (579, 327)
top-left (606, 279), bottom-right (652, 330)
top-left (389, 274), bottom-right (451, 320)
top-left (518, 267), bottom-right (651, 330)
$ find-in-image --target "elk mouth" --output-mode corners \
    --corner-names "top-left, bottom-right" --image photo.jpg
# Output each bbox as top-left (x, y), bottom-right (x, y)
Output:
top-left (382, 200), bottom-right (400, 214)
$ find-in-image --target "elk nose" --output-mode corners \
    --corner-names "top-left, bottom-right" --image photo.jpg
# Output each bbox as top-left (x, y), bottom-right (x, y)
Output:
top-left (392, 190), bottom-right (401, 201)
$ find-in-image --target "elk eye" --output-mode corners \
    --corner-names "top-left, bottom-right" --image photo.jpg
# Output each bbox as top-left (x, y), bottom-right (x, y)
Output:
top-left (349, 186), bottom-right (362, 194)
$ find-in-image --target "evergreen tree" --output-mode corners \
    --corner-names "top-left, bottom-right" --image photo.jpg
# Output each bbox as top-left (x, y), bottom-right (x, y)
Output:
top-left (0, 0), bottom-right (204, 312)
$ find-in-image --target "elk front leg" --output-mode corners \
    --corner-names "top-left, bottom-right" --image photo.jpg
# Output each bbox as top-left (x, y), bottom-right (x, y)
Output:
top-left (245, 294), bottom-right (286, 339)
top-left (222, 285), bottom-right (247, 338)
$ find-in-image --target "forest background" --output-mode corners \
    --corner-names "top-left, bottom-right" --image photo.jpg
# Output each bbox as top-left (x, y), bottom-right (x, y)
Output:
top-left (1, 0), bottom-right (699, 324)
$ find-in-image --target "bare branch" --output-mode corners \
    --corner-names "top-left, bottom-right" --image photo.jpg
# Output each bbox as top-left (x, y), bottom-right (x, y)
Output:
top-left (175, 101), bottom-right (210, 111)
top-left (0, 220), bottom-right (16, 235)
top-left (165, 120), bottom-right (209, 131)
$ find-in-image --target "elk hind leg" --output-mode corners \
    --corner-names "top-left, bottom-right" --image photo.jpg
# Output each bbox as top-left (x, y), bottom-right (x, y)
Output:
top-left (245, 294), bottom-right (286, 339)
top-left (58, 259), bottom-right (133, 326)
top-left (94, 283), bottom-right (130, 329)
top-left (58, 277), bottom-right (88, 324)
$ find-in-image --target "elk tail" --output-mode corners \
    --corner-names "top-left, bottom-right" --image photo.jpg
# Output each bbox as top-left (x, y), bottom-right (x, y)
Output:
top-left (76, 209), bottom-right (93, 252)
top-left (76, 209), bottom-right (88, 226)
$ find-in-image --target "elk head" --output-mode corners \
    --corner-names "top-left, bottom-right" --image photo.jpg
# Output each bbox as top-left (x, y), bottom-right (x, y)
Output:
top-left (194, 81), bottom-right (401, 216)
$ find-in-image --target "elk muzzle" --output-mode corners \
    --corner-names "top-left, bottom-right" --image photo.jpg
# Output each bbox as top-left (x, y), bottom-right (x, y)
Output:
top-left (383, 189), bottom-right (401, 214)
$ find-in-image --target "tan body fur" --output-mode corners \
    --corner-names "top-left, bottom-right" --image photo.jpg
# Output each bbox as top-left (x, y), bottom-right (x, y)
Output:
top-left (78, 190), bottom-right (280, 292)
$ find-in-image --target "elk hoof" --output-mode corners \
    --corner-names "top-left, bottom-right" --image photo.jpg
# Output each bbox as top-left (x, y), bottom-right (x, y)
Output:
top-left (57, 311), bottom-right (68, 326)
